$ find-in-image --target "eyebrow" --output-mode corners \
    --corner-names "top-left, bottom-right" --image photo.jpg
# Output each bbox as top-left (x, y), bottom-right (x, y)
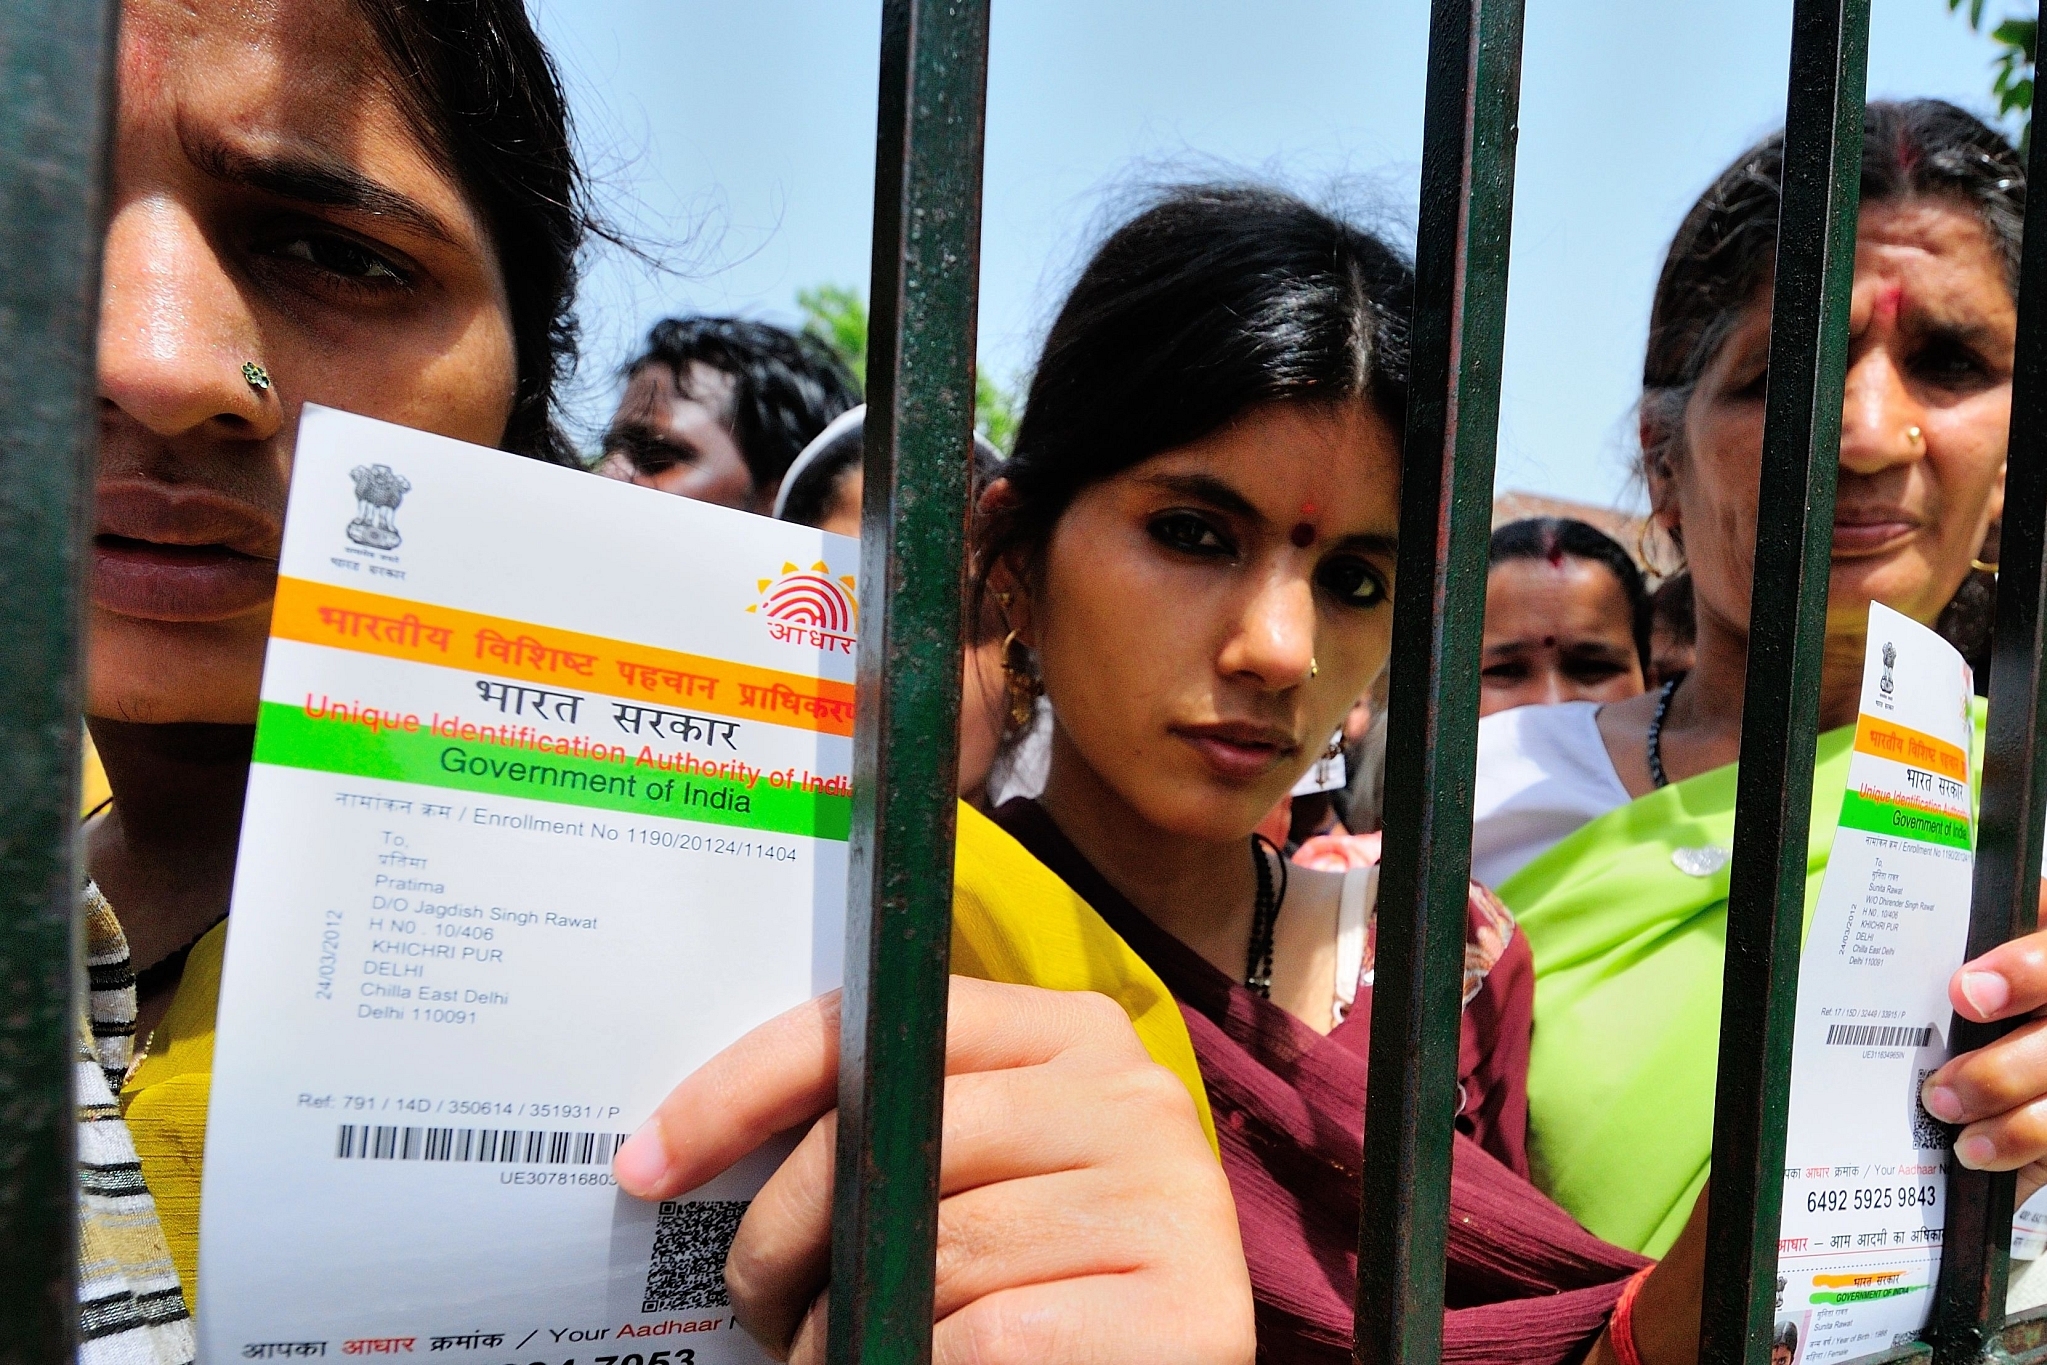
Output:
top-left (1913, 315), bottom-right (2005, 349)
top-left (1138, 471), bottom-right (1399, 556)
top-left (188, 137), bottom-right (460, 247)
top-left (1483, 637), bottom-right (1635, 657)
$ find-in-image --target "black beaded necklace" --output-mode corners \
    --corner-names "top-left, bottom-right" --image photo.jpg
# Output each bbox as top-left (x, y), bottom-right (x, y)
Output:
top-left (1645, 675), bottom-right (1681, 790)
top-left (1245, 833), bottom-right (1289, 997)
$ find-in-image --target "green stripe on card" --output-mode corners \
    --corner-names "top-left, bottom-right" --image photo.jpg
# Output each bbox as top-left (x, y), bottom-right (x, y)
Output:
top-left (1838, 789), bottom-right (1972, 851)
top-left (252, 700), bottom-right (849, 841)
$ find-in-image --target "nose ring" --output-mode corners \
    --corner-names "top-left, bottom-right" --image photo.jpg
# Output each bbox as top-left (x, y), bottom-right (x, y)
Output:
top-left (1904, 423), bottom-right (1924, 454)
top-left (242, 361), bottom-right (271, 393)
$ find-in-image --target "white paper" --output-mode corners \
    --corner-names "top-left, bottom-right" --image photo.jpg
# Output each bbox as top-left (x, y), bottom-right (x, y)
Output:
top-left (1775, 602), bottom-right (1977, 1362)
top-left (198, 407), bottom-right (859, 1363)
top-left (2014, 1188), bottom-right (2047, 1261)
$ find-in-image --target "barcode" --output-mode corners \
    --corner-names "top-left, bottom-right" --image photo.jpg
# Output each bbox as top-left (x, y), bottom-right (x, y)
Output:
top-left (1825, 1024), bottom-right (1935, 1048)
top-left (334, 1124), bottom-right (625, 1165)
top-left (643, 1199), bottom-right (748, 1313)
top-left (1913, 1067), bottom-right (1952, 1152)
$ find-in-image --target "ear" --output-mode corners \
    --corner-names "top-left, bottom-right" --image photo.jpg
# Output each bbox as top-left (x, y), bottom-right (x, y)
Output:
top-left (1984, 459), bottom-right (2008, 551)
top-left (981, 553), bottom-right (1033, 647)
top-left (976, 475), bottom-right (1017, 519)
top-left (974, 477), bottom-right (1037, 647)
top-left (1639, 412), bottom-right (1682, 536)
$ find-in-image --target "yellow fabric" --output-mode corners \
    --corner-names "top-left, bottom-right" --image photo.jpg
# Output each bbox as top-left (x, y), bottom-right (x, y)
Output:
top-left (81, 727), bottom-right (111, 816)
top-left (120, 919), bottom-right (226, 1313)
top-left (948, 801), bottom-right (1218, 1156)
top-left (108, 800), bottom-right (1220, 1315)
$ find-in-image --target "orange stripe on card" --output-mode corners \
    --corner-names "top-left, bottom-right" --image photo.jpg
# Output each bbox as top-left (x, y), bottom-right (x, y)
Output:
top-left (1854, 715), bottom-right (1967, 782)
top-left (271, 576), bottom-right (855, 736)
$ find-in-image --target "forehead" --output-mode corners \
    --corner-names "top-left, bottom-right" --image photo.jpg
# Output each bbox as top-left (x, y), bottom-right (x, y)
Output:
top-left (1854, 198), bottom-right (2012, 302)
top-left (125, 0), bottom-right (395, 128)
top-left (619, 362), bottom-right (738, 426)
top-left (117, 0), bottom-right (478, 229)
top-left (1137, 401), bottom-right (1402, 527)
top-left (1723, 197), bottom-right (2012, 346)
top-left (1486, 557), bottom-right (1633, 631)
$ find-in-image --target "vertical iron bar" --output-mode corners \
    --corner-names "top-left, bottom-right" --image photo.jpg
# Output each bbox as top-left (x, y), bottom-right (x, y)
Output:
top-left (1354, 1), bottom-right (1524, 1361)
top-left (0, 2), bottom-right (120, 1362)
top-left (829, 3), bottom-right (989, 1364)
top-left (1926, 83), bottom-right (2047, 1365)
top-left (1696, 3), bottom-right (1869, 1362)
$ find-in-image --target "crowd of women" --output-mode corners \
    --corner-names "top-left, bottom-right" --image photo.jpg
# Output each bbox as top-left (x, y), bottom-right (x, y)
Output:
top-left (69, 1), bottom-right (2047, 1363)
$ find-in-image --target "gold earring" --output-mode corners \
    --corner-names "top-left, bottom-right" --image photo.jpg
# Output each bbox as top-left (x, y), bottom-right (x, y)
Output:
top-left (1000, 630), bottom-right (1041, 731)
top-left (1905, 424), bottom-right (1926, 454)
top-left (1310, 657), bottom-right (1319, 679)
top-left (1323, 732), bottom-right (1343, 762)
top-left (1973, 557), bottom-right (2000, 575)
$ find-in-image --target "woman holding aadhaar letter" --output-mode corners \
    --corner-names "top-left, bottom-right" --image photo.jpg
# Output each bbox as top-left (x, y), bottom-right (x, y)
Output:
top-left (75, 1), bottom-right (1235, 1355)
top-left (67, 3), bottom-right (2047, 1364)
top-left (1467, 100), bottom-right (2047, 1277)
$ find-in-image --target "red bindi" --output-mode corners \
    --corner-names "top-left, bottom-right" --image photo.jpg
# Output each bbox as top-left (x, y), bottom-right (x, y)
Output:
top-left (1875, 283), bottom-right (1903, 324)
top-left (1290, 522), bottom-right (1316, 548)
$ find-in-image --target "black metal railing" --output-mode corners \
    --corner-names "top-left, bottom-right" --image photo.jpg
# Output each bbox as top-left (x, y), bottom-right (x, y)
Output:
top-left (8, 2), bottom-right (2047, 1365)
top-left (0, 1), bottom-right (120, 1361)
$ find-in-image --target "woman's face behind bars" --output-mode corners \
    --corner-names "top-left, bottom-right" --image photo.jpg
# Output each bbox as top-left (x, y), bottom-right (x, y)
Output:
top-left (90, 0), bottom-right (520, 726)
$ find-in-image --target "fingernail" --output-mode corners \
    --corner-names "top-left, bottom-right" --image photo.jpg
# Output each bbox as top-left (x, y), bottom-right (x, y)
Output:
top-left (1961, 970), bottom-right (2011, 1018)
top-left (612, 1119), bottom-right (671, 1195)
top-left (1922, 1083), bottom-right (1965, 1123)
top-left (1956, 1133), bottom-right (1998, 1169)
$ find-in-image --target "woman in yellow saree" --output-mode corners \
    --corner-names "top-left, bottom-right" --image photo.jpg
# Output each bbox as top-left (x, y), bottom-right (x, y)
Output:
top-left (1469, 100), bottom-right (2047, 1262)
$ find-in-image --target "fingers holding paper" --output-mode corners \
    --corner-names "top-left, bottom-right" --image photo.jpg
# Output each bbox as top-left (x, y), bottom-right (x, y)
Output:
top-left (613, 977), bottom-right (1255, 1365)
top-left (1921, 917), bottom-right (2047, 1199)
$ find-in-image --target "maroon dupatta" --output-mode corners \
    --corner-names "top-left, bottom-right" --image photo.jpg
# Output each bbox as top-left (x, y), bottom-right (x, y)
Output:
top-left (993, 800), bottom-right (1648, 1364)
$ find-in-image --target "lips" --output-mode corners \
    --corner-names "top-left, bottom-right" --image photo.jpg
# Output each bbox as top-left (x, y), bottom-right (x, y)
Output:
top-left (92, 482), bottom-right (280, 622)
top-left (1832, 505), bottom-right (1922, 556)
top-left (1173, 721), bottom-right (1299, 784)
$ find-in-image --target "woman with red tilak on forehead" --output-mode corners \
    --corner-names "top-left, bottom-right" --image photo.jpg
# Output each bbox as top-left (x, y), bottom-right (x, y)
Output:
top-left (1468, 103), bottom-right (2047, 1345)
top-left (616, 185), bottom-right (1832, 1365)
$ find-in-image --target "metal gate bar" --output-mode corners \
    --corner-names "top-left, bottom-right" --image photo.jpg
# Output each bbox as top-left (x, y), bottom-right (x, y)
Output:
top-left (1697, 2), bottom-right (1870, 1362)
top-left (1355, 1), bottom-right (1526, 1361)
top-left (1922, 52), bottom-right (2047, 1365)
top-left (0, 2), bottom-right (121, 1363)
top-left (829, 3), bottom-right (990, 1364)
top-left (14, 5), bottom-right (2047, 1365)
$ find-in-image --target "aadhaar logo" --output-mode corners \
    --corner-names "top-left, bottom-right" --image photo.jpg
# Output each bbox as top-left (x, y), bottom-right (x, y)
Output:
top-left (748, 561), bottom-right (858, 654)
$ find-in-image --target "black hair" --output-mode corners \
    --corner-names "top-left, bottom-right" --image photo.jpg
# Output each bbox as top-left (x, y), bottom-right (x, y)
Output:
top-left (1488, 517), bottom-right (1652, 671)
top-left (350, 0), bottom-right (598, 467)
top-left (624, 317), bottom-right (861, 494)
top-left (1650, 570), bottom-right (1696, 650)
top-left (779, 422), bottom-right (865, 530)
top-left (780, 410), bottom-right (1005, 538)
top-left (1642, 100), bottom-right (2023, 477)
top-left (978, 183), bottom-right (1414, 602)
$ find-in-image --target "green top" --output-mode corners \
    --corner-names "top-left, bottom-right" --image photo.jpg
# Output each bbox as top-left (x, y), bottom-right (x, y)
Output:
top-left (1500, 703), bottom-right (1985, 1257)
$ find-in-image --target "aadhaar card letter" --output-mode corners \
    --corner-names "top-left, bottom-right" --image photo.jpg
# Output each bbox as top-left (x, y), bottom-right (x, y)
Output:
top-left (198, 407), bottom-right (858, 1364)
top-left (1776, 602), bottom-right (1977, 1363)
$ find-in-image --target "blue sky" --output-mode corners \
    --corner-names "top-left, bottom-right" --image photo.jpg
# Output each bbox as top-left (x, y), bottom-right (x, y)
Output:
top-left (532, 1), bottom-right (2022, 509)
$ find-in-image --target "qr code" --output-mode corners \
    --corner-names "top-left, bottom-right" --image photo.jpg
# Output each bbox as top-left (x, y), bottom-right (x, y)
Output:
top-left (643, 1199), bottom-right (749, 1313)
top-left (1911, 1067), bottom-right (1953, 1152)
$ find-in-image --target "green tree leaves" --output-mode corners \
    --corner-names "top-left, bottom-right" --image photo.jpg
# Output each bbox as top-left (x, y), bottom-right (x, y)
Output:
top-left (796, 284), bottom-right (1018, 452)
top-left (1947, 0), bottom-right (2035, 149)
